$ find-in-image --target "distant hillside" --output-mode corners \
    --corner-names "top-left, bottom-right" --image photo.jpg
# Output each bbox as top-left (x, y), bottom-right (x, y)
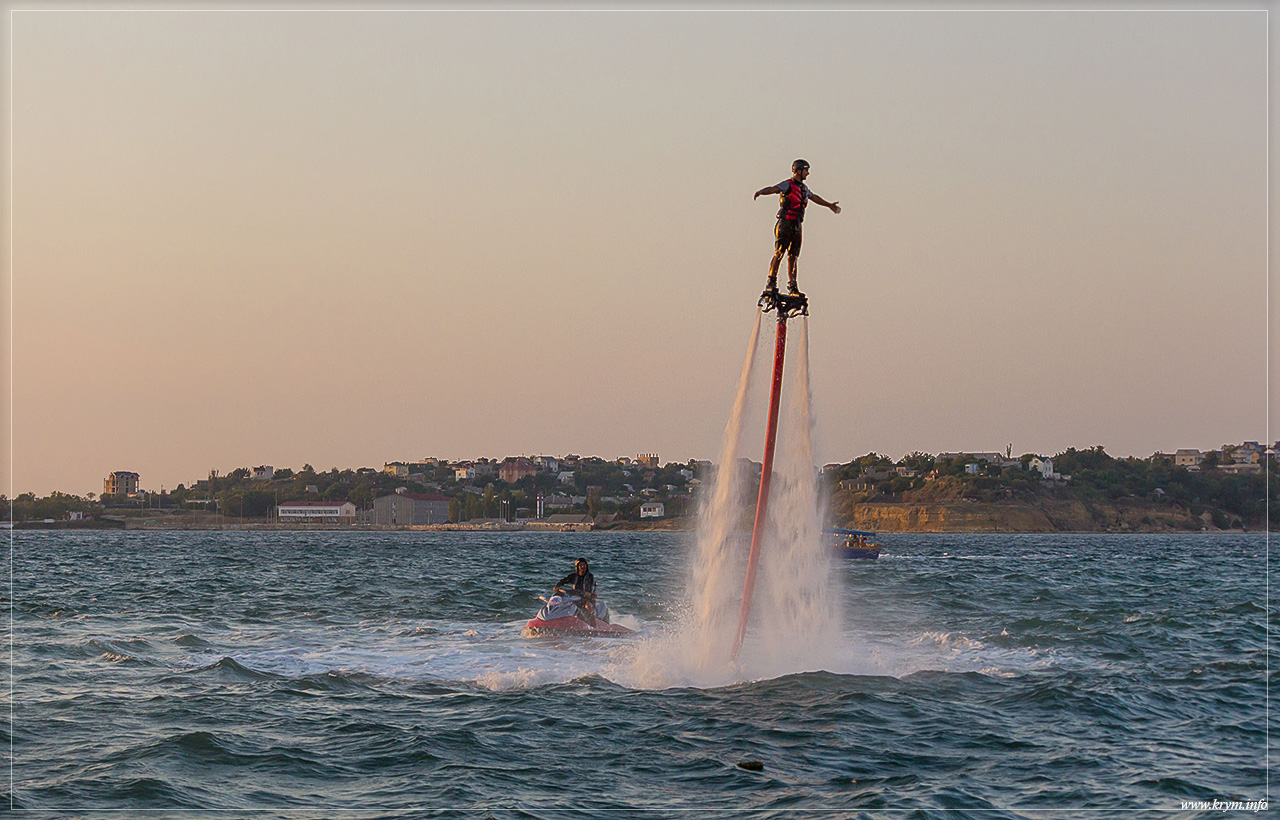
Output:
top-left (829, 475), bottom-right (1264, 533)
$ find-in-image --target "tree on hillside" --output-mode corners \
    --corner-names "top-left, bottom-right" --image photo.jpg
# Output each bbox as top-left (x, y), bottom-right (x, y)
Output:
top-left (900, 452), bottom-right (936, 473)
top-left (217, 489), bottom-right (275, 518)
top-left (856, 453), bottom-right (893, 471)
top-left (348, 483), bottom-right (373, 508)
top-left (1053, 446), bottom-right (1113, 474)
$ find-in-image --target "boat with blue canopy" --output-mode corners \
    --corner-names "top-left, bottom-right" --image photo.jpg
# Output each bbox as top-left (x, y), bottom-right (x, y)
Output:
top-left (825, 527), bottom-right (881, 559)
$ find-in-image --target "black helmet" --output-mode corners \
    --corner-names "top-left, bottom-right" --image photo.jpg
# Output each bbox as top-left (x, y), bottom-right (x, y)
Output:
top-left (792, 159), bottom-right (810, 172)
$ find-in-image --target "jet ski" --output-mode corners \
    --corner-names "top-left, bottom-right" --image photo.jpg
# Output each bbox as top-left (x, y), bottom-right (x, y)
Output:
top-left (522, 592), bottom-right (633, 637)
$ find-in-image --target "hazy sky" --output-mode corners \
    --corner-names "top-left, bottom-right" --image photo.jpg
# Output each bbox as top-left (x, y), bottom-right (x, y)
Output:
top-left (6, 7), bottom-right (1272, 497)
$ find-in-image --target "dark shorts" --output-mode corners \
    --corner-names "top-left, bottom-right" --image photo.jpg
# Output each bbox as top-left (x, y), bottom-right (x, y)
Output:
top-left (775, 218), bottom-right (802, 257)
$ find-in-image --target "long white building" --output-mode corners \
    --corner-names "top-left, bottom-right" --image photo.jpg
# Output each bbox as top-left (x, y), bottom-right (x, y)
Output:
top-left (276, 501), bottom-right (356, 523)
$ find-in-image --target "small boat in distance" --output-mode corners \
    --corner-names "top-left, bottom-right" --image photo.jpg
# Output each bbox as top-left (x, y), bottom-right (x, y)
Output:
top-left (826, 527), bottom-right (881, 560)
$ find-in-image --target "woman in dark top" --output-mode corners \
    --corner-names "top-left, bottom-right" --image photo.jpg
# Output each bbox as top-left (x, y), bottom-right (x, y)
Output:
top-left (554, 558), bottom-right (596, 625)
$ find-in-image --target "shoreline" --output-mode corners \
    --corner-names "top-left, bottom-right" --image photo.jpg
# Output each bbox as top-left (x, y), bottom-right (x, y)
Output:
top-left (8, 519), bottom-right (1265, 534)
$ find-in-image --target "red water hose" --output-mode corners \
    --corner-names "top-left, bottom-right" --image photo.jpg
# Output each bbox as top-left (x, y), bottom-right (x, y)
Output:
top-left (729, 312), bottom-right (788, 661)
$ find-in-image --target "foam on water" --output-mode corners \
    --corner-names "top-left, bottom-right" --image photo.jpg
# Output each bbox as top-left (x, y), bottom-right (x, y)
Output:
top-left (163, 603), bottom-right (1064, 695)
top-left (175, 616), bottom-right (666, 692)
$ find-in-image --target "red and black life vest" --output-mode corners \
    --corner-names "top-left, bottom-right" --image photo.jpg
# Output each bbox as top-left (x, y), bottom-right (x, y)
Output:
top-left (778, 181), bottom-right (808, 222)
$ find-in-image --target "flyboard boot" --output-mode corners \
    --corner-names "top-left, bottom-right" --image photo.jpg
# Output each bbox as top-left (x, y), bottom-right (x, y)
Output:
top-left (758, 276), bottom-right (779, 309)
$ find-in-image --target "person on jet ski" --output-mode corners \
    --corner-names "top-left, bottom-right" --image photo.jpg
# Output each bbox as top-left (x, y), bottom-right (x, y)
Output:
top-left (553, 558), bottom-right (596, 626)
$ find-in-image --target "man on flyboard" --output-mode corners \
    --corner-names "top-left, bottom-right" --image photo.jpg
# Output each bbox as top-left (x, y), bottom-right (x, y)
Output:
top-left (754, 159), bottom-right (841, 299)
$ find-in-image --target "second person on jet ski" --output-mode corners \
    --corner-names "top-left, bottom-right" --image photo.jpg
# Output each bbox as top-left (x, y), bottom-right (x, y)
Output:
top-left (553, 558), bottom-right (596, 627)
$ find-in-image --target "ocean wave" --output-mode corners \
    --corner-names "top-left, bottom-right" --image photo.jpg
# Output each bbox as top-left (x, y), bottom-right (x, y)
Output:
top-left (67, 637), bottom-right (158, 666)
top-left (183, 656), bottom-right (283, 681)
top-left (913, 630), bottom-right (986, 650)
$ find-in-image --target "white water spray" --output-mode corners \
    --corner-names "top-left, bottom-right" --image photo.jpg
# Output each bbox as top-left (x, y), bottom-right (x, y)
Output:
top-left (751, 317), bottom-right (841, 675)
top-left (682, 311), bottom-right (764, 673)
top-left (623, 312), bottom-right (845, 687)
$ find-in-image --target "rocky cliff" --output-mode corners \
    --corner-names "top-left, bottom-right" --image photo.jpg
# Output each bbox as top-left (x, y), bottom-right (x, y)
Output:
top-left (834, 496), bottom-right (1229, 533)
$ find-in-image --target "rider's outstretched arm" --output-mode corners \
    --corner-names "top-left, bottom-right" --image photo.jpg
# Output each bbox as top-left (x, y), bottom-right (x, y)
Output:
top-left (810, 193), bottom-right (841, 214)
top-left (754, 185), bottom-right (782, 200)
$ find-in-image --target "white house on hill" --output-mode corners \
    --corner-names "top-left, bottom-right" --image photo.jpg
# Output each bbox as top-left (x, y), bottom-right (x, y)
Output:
top-left (1027, 457), bottom-right (1061, 480)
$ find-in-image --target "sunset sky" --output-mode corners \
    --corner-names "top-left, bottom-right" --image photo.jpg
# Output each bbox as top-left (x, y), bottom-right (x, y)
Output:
top-left (7, 8), bottom-right (1272, 497)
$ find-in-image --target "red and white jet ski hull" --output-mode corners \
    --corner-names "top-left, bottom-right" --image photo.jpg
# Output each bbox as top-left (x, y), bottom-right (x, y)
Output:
top-left (522, 615), bottom-right (633, 638)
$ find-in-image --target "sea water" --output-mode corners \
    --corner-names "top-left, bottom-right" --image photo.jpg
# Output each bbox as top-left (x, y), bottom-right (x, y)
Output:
top-left (9, 530), bottom-right (1269, 817)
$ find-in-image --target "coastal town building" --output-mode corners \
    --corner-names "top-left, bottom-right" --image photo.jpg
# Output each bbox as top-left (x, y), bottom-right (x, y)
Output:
top-left (251, 465), bottom-right (274, 481)
top-left (104, 471), bottom-right (140, 497)
top-left (1027, 457), bottom-right (1062, 480)
top-left (1228, 442), bottom-right (1263, 464)
top-left (499, 458), bottom-right (536, 484)
top-left (543, 514), bottom-right (593, 526)
top-left (1219, 462), bottom-right (1262, 476)
top-left (1174, 449), bottom-right (1204, 470)
top-left (535, 455), bottom-right (559, 473)
top-left (938, 452), bottom-right (1004, 463)
top-left (639, 501), bottom-right (665, 519)
top-left (276, 501), bottom-right (356, 523)
top-left (371, 493), bottom-right (450, 526)
top-left (384, 462), bottom-right (410, 478)
top-left (637, 454), bottom-right (660, 469)
top-left (454, 464), bottom-right (476, 481)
